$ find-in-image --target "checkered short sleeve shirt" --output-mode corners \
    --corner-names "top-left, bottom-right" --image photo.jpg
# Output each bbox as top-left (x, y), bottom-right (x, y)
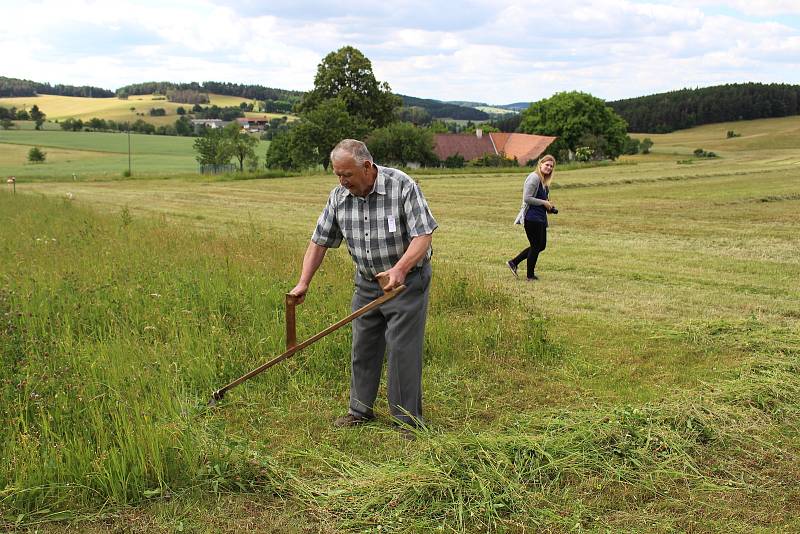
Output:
top-left (311, 165), bottom-right (438, 279)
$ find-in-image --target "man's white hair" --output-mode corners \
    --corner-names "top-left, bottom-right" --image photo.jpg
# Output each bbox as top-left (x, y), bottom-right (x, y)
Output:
top-left (330, 139), bottom-right (373, 166)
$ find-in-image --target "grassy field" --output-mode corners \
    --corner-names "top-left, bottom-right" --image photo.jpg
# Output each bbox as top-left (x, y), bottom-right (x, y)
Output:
top-left (1, 116), bottom-right (799, 532)
top-left (0, 93), bottom-right (252, 120)
top-left (475, 105), bottom-right (516, 115)
top-left (0, 93), bottom-right (294, 127)
top-left (0, 129), bottom-right (268, 178)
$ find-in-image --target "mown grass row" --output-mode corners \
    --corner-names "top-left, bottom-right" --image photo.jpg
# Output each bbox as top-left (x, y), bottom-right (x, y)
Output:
top-left (1, 192), bottom-right (797, 531)
top-left (286, 351), bottom-right (799, 531)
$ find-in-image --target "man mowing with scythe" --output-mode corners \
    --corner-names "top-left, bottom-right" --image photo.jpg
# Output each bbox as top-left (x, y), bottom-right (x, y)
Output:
top-left (289, 139), bottom-right (437, 433)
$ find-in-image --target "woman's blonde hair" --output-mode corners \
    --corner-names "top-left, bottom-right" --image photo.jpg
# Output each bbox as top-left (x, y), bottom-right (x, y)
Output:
top-left (537, 154), bottom-right (556, 187)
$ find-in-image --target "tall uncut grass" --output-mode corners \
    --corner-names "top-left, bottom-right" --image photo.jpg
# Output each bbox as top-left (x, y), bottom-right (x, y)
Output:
top-left (1, 192), bottom-right (798, 532)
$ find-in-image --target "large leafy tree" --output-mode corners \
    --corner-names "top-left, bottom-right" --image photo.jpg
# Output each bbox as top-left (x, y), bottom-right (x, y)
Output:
top-left (194, 124), bottom-right (260, 170)
top-left (267, 46), bottom-right (403, 172)
top-left (29, 104), bottom-right (46, 130)
top-left (264, 132), bottom-right (299, 171)
top-left (293, 98), bottom-right (368, 170)
top-left (193, 127), bottom-right (233, 166)
top-left (224, 123), bottom-right (259, 171)
top-left (367, 122), bottom-right (437, 167)
top-left (266, 99), bottom-right (366, 171)
top-left (519, 91), bottom-right (628, 160)
top-left (296, 46), bottom-right (401, 129)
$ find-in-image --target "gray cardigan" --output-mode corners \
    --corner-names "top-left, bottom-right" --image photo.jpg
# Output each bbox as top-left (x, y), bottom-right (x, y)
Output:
top-left (513, 171), bottom-right (548, 224)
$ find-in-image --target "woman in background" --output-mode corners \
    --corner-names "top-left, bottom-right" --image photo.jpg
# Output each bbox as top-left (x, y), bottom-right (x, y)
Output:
top-left (507, 155), bottom-right (556, 281)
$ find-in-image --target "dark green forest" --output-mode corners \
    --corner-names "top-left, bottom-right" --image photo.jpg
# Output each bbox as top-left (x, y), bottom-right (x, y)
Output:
top-left (400, 95), bottom-right (489, 120)
top-left (0, 76), bottom-right (114, 98)
top-left (608, 82), bottom-right (800, 133)
top-left (115, 81), bottom-right (304, 105)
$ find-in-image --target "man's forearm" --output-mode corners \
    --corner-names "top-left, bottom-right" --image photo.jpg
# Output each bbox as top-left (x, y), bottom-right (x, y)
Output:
top-left (298, 241), bottom-right (328, 285)
top-left (393, 234), bottom-right (432, 274)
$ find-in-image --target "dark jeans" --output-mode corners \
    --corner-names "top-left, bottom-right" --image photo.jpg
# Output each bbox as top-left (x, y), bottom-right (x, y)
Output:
top-left (510, 220), bottom-right (547, 279)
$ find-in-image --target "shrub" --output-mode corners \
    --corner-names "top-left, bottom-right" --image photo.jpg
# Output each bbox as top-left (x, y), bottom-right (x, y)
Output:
top-left (692, 148), bottom-right (719, 159)
top-left (443, 153), bottom-right (465, 168)
top-left (575, 146), bottom-right (594, 162)
top-left (367, 122), bottom-right (438, 167)
top-left (28, 147), bottom-right (46, 163)
top-left (623, 136), bottom-right (641, 155)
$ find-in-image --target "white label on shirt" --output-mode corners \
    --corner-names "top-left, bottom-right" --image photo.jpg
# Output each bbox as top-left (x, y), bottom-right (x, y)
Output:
top-left (387, 215), bottom-right (396, 233)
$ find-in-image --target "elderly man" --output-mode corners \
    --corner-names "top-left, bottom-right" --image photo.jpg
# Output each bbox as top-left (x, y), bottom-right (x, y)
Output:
top-left (289, 139), bottom-right (437, 430)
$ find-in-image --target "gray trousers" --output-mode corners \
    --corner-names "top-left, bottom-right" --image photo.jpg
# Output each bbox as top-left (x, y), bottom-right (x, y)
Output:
top-left (349, 262), bottom-right (432, 426)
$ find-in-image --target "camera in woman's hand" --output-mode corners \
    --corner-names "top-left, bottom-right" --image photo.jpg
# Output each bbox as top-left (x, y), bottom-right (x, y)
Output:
top-left (549, 206), bottom-right (559, 214)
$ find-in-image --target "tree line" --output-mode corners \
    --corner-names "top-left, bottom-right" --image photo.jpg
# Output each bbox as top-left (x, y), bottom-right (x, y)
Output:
top-left (0, 104), bottom-right (47, 130)
top-left (608, 82), bottom-right (800, 133)
top-left (0, 76), bottom-right (114, 98)
top-left (116, 81), bottom-right (304, 107)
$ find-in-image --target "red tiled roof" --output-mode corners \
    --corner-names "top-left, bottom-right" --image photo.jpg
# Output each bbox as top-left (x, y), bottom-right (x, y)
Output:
top-left (433, 134), bottom-right (495, 161)
top-left (434, 132), bottom-right (556, 163)
top-left (492, 133), bottom-right (557, 164)
top-left (491, 132), bottom-right (512, 154)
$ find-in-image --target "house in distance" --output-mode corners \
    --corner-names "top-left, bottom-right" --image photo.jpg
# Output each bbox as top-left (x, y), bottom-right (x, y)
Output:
top-left (434, 129), bottom-right (556, 166)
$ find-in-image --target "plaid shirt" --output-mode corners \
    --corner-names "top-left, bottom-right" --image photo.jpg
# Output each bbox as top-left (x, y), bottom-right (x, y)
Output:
top-left (311, 165), bottom-right (438, 279)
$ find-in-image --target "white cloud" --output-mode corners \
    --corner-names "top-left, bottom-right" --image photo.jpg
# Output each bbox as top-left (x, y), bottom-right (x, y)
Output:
top-left (0, 0), bottom-right (798, 102)
top-left (667, 0), bottom-right (800, 17)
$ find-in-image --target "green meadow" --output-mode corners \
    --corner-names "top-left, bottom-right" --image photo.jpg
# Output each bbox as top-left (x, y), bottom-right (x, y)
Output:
top-left (0, 128), bottom-right (268, 178)
top-left (1, 116), bottom-right (799, 532)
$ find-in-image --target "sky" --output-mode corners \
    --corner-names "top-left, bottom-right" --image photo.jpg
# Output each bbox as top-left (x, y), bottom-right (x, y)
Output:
top-left (1, 0), bottom-right (799, 104)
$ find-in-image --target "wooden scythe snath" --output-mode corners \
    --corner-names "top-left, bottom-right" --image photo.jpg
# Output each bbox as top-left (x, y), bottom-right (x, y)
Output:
top-left (209, 274), bottom-right (405, 405)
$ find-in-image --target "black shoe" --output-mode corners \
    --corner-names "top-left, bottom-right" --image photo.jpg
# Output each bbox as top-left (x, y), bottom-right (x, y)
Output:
top-left (526, 275), bottom-right (539, 282)
top-left (506, 260), bottom-right (518, 278)
top-left (333, 413), bottom-right (372, 427)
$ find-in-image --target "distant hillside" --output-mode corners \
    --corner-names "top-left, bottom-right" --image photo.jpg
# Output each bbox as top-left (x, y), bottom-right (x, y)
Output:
top-left (445, 100), bottom-right (487, 107)
top-left (400, 95), bottom-right (489, 120)
top-left (608, 82), bottom-right (800, 133)
top-left (0, 93), bottom-right (275, 125)
top-left (116, 81), bottom-right (304, 105)
top-left (0, 76), bottom-right (114, 98)
top-left (498, 102), bottom-right (532, 112)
